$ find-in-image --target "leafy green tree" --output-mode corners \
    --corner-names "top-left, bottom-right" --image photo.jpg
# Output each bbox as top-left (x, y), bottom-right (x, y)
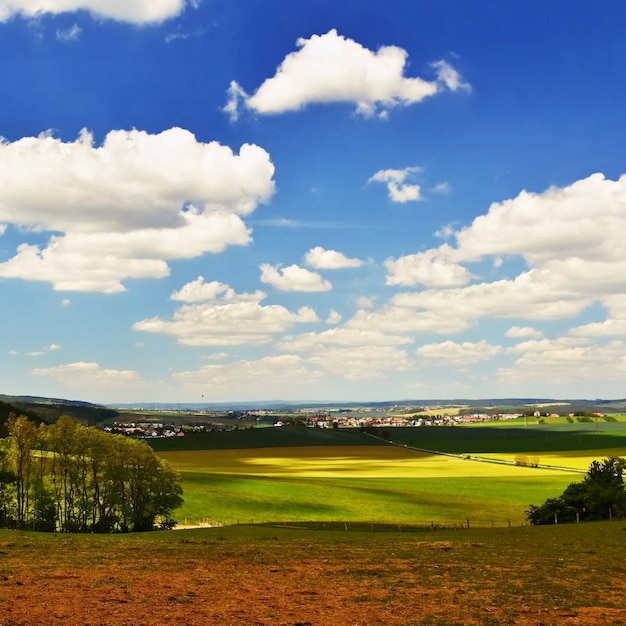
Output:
top-left (527, 456), bottom-right (626, 525)
top-left (30, 480), bottom-right (57, 532)
top-left (0, 439), bottom-right (16, 525)
top-left (47, 415), bottom-right (79, 531)
top-left (583, 456), bottom-right (626, 519)
top-left (7, 414), bottom-right (39, 526)
top-left (3, 414), bottom-right (183, 532)
top-left (118, 438), bottom-right (183, 532)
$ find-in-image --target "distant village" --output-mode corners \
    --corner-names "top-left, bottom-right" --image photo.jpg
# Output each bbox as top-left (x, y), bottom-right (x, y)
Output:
top-left (104, 404), bottom-right (605, 439)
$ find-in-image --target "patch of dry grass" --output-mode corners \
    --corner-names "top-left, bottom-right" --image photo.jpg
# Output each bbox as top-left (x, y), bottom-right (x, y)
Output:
top-left (1, 522), bottom-right (625, 625)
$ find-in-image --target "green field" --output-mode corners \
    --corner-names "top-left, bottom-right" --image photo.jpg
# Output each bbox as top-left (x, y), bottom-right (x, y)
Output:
top-left (148, 424), bottom-right (382, 451)
top-left (384, 421), bottom-right (626, 454)
top-left (145, 423), bottom-right (626, 527)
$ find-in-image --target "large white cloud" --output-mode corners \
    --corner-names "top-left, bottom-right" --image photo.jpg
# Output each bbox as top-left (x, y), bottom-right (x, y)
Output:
top-left (0, 128), bottom-right (275, 293)
top-left (224, 30), bottom-right (470, 120)
top-left (260, 263), bottom-right (332, 292)
top-left (0, 0), bottom-right (189, 24)
top-left (134, 282), bottom-right (318, 346)
top-left (349, 268), bottom-right (594, 337)
top-left (452, 173), bottom-right (626, 265)
top-left (387, 173), bottom-right (626, 287)
top-left (379, 173), bottom-right (626, 336)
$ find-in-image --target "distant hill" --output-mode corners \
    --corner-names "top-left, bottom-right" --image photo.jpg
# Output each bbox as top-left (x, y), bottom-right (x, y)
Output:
top-left (108, 397), bottom-right (626, 413)
top-left (0, 399), bottom-right (44, 436)
top-left (3, 393), bottom-right (626, 438)
top-left (0, 395), bottom-right (119, 433)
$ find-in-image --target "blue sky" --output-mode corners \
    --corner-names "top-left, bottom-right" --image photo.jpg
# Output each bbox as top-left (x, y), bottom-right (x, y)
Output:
top-left (2, 1), bottom-right (626, 404)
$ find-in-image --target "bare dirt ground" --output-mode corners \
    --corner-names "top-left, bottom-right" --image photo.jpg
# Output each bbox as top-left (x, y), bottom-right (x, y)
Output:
top-left (2, 526), bottom-right (626, 625)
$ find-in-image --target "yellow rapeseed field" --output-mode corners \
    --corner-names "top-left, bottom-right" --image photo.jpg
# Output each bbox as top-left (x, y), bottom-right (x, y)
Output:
top-left (160, 445), bottom-right (578, 479)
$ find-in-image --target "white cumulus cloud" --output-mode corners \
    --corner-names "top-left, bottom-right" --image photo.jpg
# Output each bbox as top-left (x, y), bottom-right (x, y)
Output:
top-left (368, 166), bottom-right (423, 203)
top-left (134, 283), bottom-right (319, 346)
top-left (385, 246), bottom-right (474, 287)
top-left (499, 338), bottom-right (626, 388)
top-left (376, 173), bottom-right (626, 338)
top-left (326, 309), bottom-right (342, 325)
top-left (304, 246), bottom-right (363, 269)
top-left (0, 0), bottom-right (189, 24)
top-left (224, 29), bottom-right (470, 120)
top-left (275, 328), bottom-right (413, 381)
top-left (260, 263), bottom-right (332, 292)
top-left (170, 276), bottom-right (263, 304)
top-left (0, 128), bottom-right (275, 293)
top-left (505, 326), bottom-right (544, 339)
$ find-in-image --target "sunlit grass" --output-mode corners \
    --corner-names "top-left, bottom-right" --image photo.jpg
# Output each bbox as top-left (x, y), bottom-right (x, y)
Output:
top-left (159, 445), bottom-right (577, 478)
top-left (174, 471), bottom-right (575, 526)
top-left (158, 445), bottom-right (579, 526)
top-left (155, 425), bottom-right (626, 527)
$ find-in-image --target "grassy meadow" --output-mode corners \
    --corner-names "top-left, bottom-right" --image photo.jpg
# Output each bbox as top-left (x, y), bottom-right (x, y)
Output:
top-left (146, 422), bottom-right (626, 527)
top-left (4, 419), bottom-right (626, 624)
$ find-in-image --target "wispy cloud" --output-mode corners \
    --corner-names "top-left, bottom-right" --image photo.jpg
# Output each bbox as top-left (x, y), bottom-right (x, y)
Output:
top-left (33, 361), bottom-right (141, 387)
top-left (165, 26), bottom-right (208, 44)
top-left (56, 24), bottom-right (82, 41)
top-left (368, 166), bottom-right (424, 203)
top-left (27, 344), bottom-right (61, 358)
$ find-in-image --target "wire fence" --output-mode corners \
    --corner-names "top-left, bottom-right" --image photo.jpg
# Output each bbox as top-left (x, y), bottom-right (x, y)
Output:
top-left (177, 518), bottom-right (529, 532)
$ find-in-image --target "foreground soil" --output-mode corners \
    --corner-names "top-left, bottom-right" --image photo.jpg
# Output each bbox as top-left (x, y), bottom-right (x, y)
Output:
top-left (1, 523), bottom-right (625, 625)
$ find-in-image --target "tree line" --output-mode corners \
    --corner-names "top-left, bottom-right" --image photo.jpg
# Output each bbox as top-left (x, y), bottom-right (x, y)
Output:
top-left (0, 414), bottom-right (183, 532)
top-left (526, 456), bottom-right (626, 524)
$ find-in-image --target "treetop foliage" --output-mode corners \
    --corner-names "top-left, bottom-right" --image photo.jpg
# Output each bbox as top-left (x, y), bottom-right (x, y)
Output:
top-left (0, 414), bottom-right (183, 532)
